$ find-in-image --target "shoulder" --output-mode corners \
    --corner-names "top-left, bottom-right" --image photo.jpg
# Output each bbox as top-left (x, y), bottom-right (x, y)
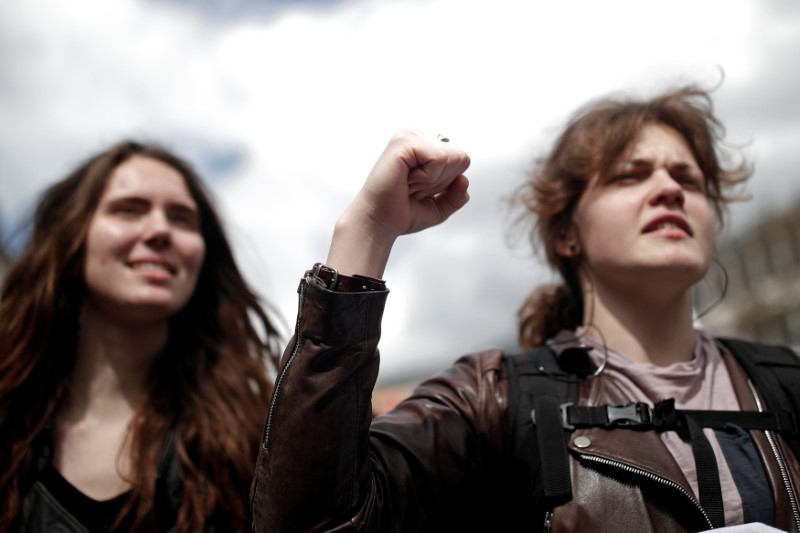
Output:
top-left (380, 349), bottom-right (510, 434)
top-left (414, 349), bottom-right (509, 399)
top-left (453, 349), bottom-right (509, 376)
top-left (715, 336), bottom-right (799, 363)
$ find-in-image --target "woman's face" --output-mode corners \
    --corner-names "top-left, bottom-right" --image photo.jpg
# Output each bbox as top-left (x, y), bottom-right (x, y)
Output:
top-left (83, 155), bottom-right (206, 323)
top-left (569, 122), bottom-right (714, 293)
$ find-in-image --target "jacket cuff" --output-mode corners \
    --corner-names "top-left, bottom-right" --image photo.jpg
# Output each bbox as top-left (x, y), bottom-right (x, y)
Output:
top-left (306, 262), bottom-right (387, 293)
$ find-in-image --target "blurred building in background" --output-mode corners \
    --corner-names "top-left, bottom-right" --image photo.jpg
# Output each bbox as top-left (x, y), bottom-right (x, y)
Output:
top-left (697, 202), bottom-right (800, 351)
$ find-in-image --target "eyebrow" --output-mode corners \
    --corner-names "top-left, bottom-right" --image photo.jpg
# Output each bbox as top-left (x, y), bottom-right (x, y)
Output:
top-left (619, 158), bottom-right (699, 170)
top-left (669, 162), bottom-right (698, 171)
top-left (105, 195), bottom-right (199, 212)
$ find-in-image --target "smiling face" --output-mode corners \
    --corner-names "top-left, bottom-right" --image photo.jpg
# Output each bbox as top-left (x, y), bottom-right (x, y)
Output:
top-left (566, 122), bottom-right (715, 293)
top-left (83, 155), bottom-right (206, 323)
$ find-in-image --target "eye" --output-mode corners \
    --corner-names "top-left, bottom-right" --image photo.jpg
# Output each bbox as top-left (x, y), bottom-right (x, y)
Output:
top-left (680, 177), bottom-right (702, 189)
top-left (169, 207), bottom-right (200, 230)
top-left (674, 172), bottom-right (705, 192)
top-left (109, 199), bottom-right (147, 217)
top-left (608, 160), bottom-right (651, 186)
top-left (609, 173), bottom-right (643, 185)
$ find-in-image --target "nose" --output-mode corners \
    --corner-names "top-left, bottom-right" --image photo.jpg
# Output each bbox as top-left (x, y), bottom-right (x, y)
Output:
top-left (142, 210), bottom-right (172, 248)
top-left (648, 168), bottom-right (684, 209)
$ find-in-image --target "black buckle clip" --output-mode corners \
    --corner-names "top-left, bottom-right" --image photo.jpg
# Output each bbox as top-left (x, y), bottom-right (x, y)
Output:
top-left (606, 402), bottom-right (652, 427)
top-left (559, 402), bottom-right (575, 430)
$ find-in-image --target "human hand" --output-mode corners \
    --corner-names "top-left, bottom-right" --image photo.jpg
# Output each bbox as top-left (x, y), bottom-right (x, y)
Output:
top-left (327, 129), bottom-right (471, 278)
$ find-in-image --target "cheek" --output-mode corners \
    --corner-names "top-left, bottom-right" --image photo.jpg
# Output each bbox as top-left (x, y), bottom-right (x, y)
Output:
top-left (691, 199), bottom-right (715, 247)
top-left (701, 221), bottom-right (717, 258)
top-left (575, 203), bottom-right (621, 252)
top-left (86, 222), bottom-right (135, 258)
top-left (84, 226), bottom-right (109, 270)
top-left (183, 238), bottom-right (206, 273)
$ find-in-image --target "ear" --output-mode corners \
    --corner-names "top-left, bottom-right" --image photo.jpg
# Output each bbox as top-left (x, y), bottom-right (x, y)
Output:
top-left (555, 227), bottom-right (580, 258)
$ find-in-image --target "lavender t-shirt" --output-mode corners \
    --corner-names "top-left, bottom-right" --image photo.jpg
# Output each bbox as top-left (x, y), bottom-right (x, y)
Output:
top-left (578, 327), bottom-right (745, 525)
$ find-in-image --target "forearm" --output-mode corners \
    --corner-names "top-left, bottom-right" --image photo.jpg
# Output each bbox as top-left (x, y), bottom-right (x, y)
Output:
top-left (251, 272), bottom-right (388, 532)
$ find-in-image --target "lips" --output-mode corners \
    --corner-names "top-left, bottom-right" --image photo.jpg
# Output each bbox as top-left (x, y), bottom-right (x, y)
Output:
top-left (642, 214), bottom-right (692, 236)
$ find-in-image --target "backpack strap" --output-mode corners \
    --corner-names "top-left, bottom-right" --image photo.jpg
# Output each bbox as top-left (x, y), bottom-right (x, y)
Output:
top-left (506, 345), bottom-right (589, 509)
top-left (561, 400), bottom-right (797, 432)
top-left (716, 337), bottom-right (800, 459)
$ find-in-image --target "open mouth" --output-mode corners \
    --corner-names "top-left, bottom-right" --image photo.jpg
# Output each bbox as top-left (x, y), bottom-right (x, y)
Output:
top-left (642, 216), bottom-right (692, 236)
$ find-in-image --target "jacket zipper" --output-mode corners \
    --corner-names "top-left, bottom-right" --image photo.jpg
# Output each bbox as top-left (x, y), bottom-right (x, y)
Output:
top-left (262, 280), bottom-right (307, 450)
top-left (747, 379), bottom-right (800, 531)
top-left (578, 452), bottom-right (714, 530)
top-left (542, 510), bottom-right (553, 533)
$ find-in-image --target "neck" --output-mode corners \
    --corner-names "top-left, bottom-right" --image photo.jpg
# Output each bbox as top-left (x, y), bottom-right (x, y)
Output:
top-left (61, 302), bottom-right (168, 422)
top-left (581, 276), bottom-right (697, 366)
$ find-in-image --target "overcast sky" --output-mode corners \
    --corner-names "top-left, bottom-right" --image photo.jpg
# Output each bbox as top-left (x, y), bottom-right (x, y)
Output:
top-left (2, 0), bottom-right (799, 383)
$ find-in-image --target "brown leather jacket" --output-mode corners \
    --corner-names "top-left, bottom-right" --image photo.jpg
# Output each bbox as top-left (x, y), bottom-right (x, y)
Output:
top-left (251, 272), bottom-right (800, 532)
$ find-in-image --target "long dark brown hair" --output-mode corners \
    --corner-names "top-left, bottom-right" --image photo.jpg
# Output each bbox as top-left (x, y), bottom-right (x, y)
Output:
top-left (0, 141), bottom-right (281, 531)
top-left (510, 85), bottom-right (750, 349)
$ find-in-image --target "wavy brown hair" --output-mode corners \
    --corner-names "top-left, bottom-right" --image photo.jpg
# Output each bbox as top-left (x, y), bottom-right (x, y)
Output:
top-left (0, 141), bottom-right (281, 531)
top-left (510, 85), bottom-right (750, 349)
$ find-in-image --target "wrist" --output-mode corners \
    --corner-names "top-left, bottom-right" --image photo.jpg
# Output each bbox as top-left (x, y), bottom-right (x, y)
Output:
top-left (326, 210), bottom-right (397, 279)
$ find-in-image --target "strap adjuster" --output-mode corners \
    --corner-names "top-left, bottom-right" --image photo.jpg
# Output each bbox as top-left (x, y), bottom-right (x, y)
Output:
top-left (605, 402), bottom-right (652, 427)
top-left (558, 401), bottom-right (654, 429)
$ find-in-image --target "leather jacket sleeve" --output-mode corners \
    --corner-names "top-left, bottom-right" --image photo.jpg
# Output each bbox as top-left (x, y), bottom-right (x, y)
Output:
top-left (250, 273), bottom-right (511, 532)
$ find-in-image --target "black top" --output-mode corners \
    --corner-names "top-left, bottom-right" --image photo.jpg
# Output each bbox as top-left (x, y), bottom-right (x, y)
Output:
top-left (39, 464), bottom-right (132, 532)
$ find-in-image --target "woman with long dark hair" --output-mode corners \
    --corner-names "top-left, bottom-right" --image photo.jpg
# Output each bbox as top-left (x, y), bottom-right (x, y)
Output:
top-left (252, 86), bottom-right (800, 531)
top-left (0, 141), bottom-right (280, 531)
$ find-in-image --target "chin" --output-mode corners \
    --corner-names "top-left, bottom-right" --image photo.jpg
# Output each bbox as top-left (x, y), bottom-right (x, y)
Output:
top-left (648, 261), bottom-right (709, 286)
top-left (123, 297), bottom-right (187, 321)
top-left (130, 288), bottom-right (191, 309)
top-left (650, 249), bottom-right (709, 273)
